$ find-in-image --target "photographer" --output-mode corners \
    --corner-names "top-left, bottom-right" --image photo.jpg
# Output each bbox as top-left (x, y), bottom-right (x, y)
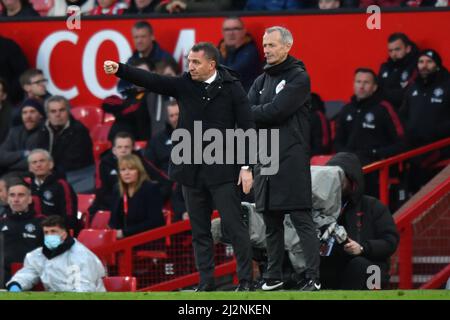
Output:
top-left (321, 152), bottom-right (399, 290)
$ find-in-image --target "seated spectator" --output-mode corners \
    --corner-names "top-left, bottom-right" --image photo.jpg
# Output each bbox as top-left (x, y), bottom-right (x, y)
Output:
top-left (321, 153), bottom-right (399, 289)
top-left (378, 33), bottom-right (419, 110)
top-left (244, 0), bottom-right (303, 10)
top-left (27, 149), bottom-right (78, 233)
top-left (36, 96), bottom-right (95, 194)
top-left (156, 0), bottom-right (233, 13)
top-left (0, 78), bottom-right (13, 145)
top-left (318, 0), bottom-right (341, 9)
top-left (310, 93), bottom-right (332, 156)
top-left (0, 0), bottom-right (40, 17)
top-left (0, 36), bottom-right (29, 105)
top-left (124, 0), bottom-right (160, 14)
top-left (334, 68), bottom-right (405, 196)
top-left (0, 99), bottom-right (44, 177)
top-left (144, 100), bottom-right (187, 221)
top-left (48, 0), bottom-right (96, 16)
top-left (359, 0), bottom-right (403, 7)
top-left (0, 178), bottom-right (44, 287)
top-left (217, 16), bottom-right (261, 92)
top-left (103, 59), bottom-right (152, 141)
top-left (109, 154), bottom-right (164, 239)
top-left (118, 21), bottom-right (175, 94)
top-left (15, 68), bottom-right (51, 126)
top-left (6, 215), bottom-right (106, 292)
top-left (90, 0), bottom-right (128, 15)
top-left (89, 131), bottom-right (166, 215)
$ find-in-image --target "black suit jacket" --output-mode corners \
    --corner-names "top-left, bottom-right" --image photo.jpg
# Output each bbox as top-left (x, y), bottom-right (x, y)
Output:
top-left (116, 63), bottom-right (255, 187)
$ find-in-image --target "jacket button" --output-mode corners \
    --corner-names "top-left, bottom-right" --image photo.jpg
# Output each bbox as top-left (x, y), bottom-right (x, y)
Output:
top-left (202, 97), bottom-right (205, 100)
top-left (207, 98), bottom-right (210, 101)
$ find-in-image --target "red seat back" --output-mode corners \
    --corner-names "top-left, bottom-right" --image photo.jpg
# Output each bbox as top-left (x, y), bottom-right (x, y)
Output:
top-left (90, 211), bottom-right (111, 229)
top-left (71, 106), bottom-right (104, 131)
top-left (310, 155), bottom-right (333, 166)
top-left (77, 229), bottom-right (117, 265)
top-left (90, 123), bottom-right (113, 142)
top-left (103, 276), bottom-right (137, 292)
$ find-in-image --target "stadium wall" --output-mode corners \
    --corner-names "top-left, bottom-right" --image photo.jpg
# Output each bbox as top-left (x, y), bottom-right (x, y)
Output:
top-left (0, 9), bottom-right (449, 107)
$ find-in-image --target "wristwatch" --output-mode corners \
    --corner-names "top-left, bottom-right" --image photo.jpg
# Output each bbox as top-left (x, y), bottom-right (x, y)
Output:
top-left (241, 166), bottom-right (251, 171)
top-left (360, 245), bottom-right (364, 254)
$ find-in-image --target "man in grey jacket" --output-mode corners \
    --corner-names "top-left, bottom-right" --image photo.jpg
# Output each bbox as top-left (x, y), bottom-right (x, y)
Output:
top-left (7, 215), bottom-right (106, 292)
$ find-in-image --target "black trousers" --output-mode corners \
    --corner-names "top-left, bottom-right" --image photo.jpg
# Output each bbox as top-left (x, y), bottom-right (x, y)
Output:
top-left (182, 181), bottom-right (253, 286)
top-left (262, 210), bottom-right (320, 281)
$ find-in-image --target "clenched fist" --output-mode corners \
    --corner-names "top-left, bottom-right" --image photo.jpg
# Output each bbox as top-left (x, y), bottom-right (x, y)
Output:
top-left (104, 60), bottom-right (119, 74)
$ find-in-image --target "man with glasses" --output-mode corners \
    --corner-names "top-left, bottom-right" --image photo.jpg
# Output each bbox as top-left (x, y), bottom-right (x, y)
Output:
top-left (217, 16), bottom-right (261, 91)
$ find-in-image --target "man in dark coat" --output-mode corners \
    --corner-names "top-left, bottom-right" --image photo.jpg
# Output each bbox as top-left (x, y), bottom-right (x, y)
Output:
top-left (248, 26), bottom-right (320, 291)
top-left (104, 42), bottom-right (255, 291)
top-left (322, 153), bottom-right (399, 289)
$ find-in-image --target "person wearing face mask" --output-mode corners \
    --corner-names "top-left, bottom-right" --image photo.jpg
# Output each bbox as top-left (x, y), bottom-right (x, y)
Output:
top-left (109, 154), bottom-right (164, 239)
top-left (320, 153), bottom-right (399, 290)
top-left (6, 215), bottom-right (106, 292)
top-left (0, 179), bottom-right (43, 288)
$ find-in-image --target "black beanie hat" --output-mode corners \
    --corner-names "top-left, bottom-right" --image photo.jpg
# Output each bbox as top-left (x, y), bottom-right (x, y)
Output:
top-left (419, 49), bottom-right (442, 67)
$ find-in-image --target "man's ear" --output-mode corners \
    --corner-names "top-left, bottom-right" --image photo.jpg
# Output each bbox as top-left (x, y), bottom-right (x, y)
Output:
top-left (49, 161), bottom-right (54, 171)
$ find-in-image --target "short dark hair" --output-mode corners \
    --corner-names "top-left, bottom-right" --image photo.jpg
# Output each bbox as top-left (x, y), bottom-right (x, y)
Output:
top-left (354, 68), bottom-right (378, 84)
top-left (19, 69), bottom-right (44, 87)
top-left (388, 32), bottom-right (412, 47)
top-left (113, 131), bottom-right (135, 147)
top-left (6, 177), bottom-right (30, 193)
top-left (165, 98), bottom-right (179, 109)
top-left (224, 16), bottom-right (244, 27)
top-left (0, 77), bottom-right (8, 94)
top-left (41, 215), bottom-right (67, 231)
top-left (133, 21), bottom-right (153, 34)
top-left (128, 57), bottom-right (153, 70)
top-left (190, 42), bottom-right (220, 66)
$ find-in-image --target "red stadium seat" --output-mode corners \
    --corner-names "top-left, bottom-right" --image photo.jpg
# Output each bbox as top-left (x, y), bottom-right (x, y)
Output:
top-left (30, 0), bottom-right (54, 16)
top-left (90, 211), bottom-right (111, 229)
top-left (310, 155), bottom-right (333, 166)
top-left (77, 194), bottom-right (95, 228)
top-left (71, 106), bottom-right (104, 131)
top-left (91, 122), bottom-right (113, 142)
top-left (134, 141), bottom-right (147, 151)
top-left (103, 276), bottom-right (137, 292)
top-left (77, 229), bottom-right (117, 265)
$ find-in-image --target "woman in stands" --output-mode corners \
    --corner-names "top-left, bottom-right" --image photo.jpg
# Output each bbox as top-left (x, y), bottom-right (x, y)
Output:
top-left (109, 154), bottom-right (164, 238)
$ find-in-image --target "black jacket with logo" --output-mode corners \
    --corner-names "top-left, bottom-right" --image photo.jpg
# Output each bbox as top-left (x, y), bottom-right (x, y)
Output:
top-left (116, 63), bottom-right (255, 187)
top-left (334, 92), bottom-right (405, 165)
top-left (400, 68), bottom-right (450, 148)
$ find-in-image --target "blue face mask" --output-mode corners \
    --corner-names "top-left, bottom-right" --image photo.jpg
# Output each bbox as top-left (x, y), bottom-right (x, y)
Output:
top-left (44, 234), bottom-right (62, 250)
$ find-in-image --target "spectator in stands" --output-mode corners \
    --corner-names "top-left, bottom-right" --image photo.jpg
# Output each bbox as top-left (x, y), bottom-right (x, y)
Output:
top-left (0, 0), bottom-right (40, 17)
top-left (0, 37), bottom-right (29, 105)
top-left (104, 59), bottom-right (152, 141)
top-left (318, 0), bottom-right (341, 9)
top-left (378, 33), bottom-right (419, 111)
top-left (156, 0), bottom-right (234, 13)
top-left (0, 99), bottom-right (44, 177)
top-left (109, 154), bottom-right (164, 238)
top-left (310, 93), bottom-right (332, 156)
top-left (48, 0), bottom-right (96, 16)
top-left (27, 149), bottom-right (78, 233)
top-left (244, 0), bottom-right (303, 10)
top-left (36, 95), bottom-right (95, 194)
top-left (359, 0), bottom-right (403, 7)
top-left (144, 100), bottom-right (187, 221)
top-left (321, 152), bottom-right (399, 289)
top-left (90, 0), bottom-right (128, 15)
top-left (6, 215), bottom-right (106, 292)
top-left (0, 175), bottom-right (9, 216)
top-left (124, 0), bottom-right (160, 14)
top-left (217, 16), bottom-right (261, 92)
top-left (0, 78), bottom-right (13, 145)
top-left (0, 178), bottom-right (44, 287)
top-left (118, 21), bottom-right (175, 94)
top-left (334, 68), bottom-right (405, 187)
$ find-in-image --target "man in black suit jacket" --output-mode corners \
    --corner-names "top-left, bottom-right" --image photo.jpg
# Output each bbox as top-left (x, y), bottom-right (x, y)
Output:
top-left (104, 42), bottom-right (255, 291)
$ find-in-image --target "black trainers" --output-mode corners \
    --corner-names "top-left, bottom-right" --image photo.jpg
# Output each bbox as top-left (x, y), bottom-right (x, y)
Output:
top-left (235, 280), bottom-right (255, 292)
top-left (261, 279), bottom-right (284, 291)
top-left (195, 283), bottom-right (216, 292)
top-left (298, 278), bottom-right (321, 291)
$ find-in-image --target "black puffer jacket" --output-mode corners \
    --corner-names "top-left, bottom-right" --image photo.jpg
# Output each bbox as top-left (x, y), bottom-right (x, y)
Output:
top-left (326, 153), bottom-right (399, 269)
top-left (248, 55), bottom-right (312, 212)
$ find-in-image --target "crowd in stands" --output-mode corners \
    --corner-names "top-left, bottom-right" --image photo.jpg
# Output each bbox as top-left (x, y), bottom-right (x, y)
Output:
top-left (0, 6), bottom-right (449, 291)
top-left (0, 0), bottom-right (448, 18)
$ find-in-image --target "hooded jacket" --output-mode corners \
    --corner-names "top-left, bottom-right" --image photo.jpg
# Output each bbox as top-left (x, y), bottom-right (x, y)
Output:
top-left (115, 63), bottom-right (255, 187)
top-left (248, 55), bottom-right (312, 212)
top-left (326, 152), bottom-right (399, 270)
top-left (6, 237), bottom-right (106, 292)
